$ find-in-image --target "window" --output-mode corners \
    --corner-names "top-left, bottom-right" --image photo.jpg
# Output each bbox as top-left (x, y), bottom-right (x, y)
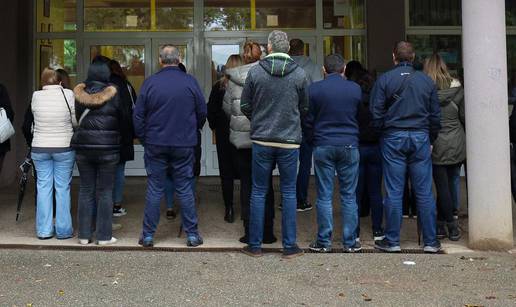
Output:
top-left (204, 0), bottom-right (250, 30)
top-left (323, 0), bottom-right (365, 29)
top-left (37, 0), bottom-right (76, 32)
top-left (408, 0), bottom-right (461, 26)
top-left (323, 36), bottom-right (366, 64)
top-left (36, 40), bottom-right (77, 88)
top-left (408, 35), bottom-right (462, 75)
top-left (155, 0), bottom-right (194, 30)
top-left (508, 36), bottom-right (516, 79)
top-left (507, 0), bottom-right (516, 26)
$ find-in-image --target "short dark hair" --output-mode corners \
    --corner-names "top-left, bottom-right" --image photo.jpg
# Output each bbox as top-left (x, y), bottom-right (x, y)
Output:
top-left (324, 54), bottom-right (346, 74)
top-left (289, 39), bottom-right (305, 56)
top-left (393, 41), bottom-right (415, 63)
top-left (344, 60), bottom-right (365, 80)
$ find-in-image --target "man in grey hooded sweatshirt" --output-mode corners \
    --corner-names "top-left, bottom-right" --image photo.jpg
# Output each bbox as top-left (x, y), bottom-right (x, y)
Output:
top-left (289, 39), bottom-right (324, 212)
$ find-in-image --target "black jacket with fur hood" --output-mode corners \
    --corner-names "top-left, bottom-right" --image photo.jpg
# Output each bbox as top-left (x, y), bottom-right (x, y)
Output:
top-left (71, 82), bottom-right (126, 154)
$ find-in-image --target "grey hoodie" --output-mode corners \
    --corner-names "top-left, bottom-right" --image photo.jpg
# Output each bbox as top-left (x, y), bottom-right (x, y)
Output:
top-left (291, 55), bottom-right (323, 84)
top-left (223, 62), bottom-right (259, 149)
top-left (241, 53), bottom-right (309, 145)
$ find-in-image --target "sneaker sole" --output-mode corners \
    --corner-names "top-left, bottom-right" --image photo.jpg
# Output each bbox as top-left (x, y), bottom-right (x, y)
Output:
top-left (309, 247), bottom-right (331, 253)
top-left (296, 207), bottom-right (313, 212)
top-left (374, 245), bottom-right (401, 253)
top-left (113, 213), bottom-right (127, 217)
top-left (373, 235), bottom-right (385, 241)
top-left (241, 249), bottom-right (263, 258)
top-left (282, 251), bottom-right (305, 259)
top-left (423, 247), bottom-right (442, 253)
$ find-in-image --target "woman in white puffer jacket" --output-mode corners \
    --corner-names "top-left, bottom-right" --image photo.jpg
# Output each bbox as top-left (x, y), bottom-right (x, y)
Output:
top-left (31, 67), bottom-right (76, 240)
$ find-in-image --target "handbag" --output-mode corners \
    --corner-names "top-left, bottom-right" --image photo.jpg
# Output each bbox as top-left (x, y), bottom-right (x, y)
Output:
top-left (0, 107), bottom-right (15, 143)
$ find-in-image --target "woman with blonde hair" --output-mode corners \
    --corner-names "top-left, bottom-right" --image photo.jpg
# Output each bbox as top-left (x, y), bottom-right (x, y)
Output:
top-left (31, 67), bottom-right (76, 240)
top-left (207, 54), bottom-right (242, 223)
top-left (223, 41), bottom-right (277, 244)
top-left (424, 53), bottom-right (465, 241)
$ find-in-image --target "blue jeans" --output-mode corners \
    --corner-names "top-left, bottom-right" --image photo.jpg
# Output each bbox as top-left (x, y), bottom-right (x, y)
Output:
top-left (165, 175), bottom-right (175, 209)
top-left (357, 144), bottom-right (383, 235)
top-left (113, 162), bottom-right (126, 205)
top-left (31, 151), bottom-right (75, 239)
top-left (296, 139), bottom-right (312, 203)
top-left (381, 130), bottom-right (438, 247)
top-left (249, 143), bottom-right (299, 249)
top-left (142, 145), bottom-right (198, 240)
top-left (314, 145), bottom-right (359, 248)
top-left (77, 153), bottom-right (119, 241)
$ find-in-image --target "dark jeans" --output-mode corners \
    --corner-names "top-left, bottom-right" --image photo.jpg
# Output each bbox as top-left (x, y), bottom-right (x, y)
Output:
top-left (296, 139), bottom-right (312, 203)
top-left (314, 145), bottom-right (359, 248)
top-left (236, 149), bottom-right (274, 225)
top-left (249, 143), bottom-right (298, 249)
top-left (142, 144), bottom-right (199, 240)
top-left (215, 129), bottom-right (237, 209)
top-left (433, 164), bottom-right (461, 223)
top-left (357, 144), bottom-right (383, 235)
top-left (77, 153), bottom-right (119, 241)
top-left (381, 131), bottom-right (438, 247)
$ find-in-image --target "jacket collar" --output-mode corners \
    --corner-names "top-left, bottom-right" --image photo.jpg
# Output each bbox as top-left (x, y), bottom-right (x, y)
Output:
top-left (73, 83), bottom-right (117, 108)
top-left (326, 73), bottom-right (343, 80)
top-left (158, 66), bottom-right (183, 74)
top-left (42, 85), bottom-right (63, 90)
top-left (396, 61), bottom-right (413, 68)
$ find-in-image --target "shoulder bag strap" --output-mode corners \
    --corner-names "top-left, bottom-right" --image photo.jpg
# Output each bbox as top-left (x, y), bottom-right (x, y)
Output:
top-left (60, 88), bottom-right (75, 128)
top-left (127, 84), bottom-right (135, 108)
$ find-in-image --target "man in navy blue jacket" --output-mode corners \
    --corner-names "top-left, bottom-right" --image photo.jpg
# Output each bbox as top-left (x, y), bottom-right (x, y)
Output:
top-left (370, 41), bottom-right (441, 253)
top-left (133, 45), bottom-right (207, 248)
top-left (305, 54), bottom-right (363, 253)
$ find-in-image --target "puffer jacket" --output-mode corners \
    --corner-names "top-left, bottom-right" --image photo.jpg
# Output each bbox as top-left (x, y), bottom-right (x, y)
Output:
top-left (71, 82), bottom-right (124, 154)
top-left (223, 62), bottom-right (258, 149)
top-left (431, 80), bottom-right (466, 165)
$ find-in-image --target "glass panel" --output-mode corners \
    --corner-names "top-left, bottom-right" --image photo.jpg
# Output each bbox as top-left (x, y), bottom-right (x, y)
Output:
top-left (90, 45), bottom-right (146, 93)
top-left (323, 36), bottom-right (366, 64)
top-left (204, 1), bottom-right (251, 31)
top-left (84, 0), bottom-right (150, 31)
top-left (211, 45), bottom-right (240, 84)
top-left (36, 0), bottom-right (76, 32)
top-left (36, 40), bottom-right (77, 88)
top-left (507, 0), bottom-right (516, 26)
top-left (155, 44), bottom-right (188, 72)
top-left (409, 0), bottom-right (461, 26)
top-left (408, 35), bottom-right (462, 76)
top-left (156, 0), bottom-right (194, 30)
top-left (322, 0), bottom-right (365, 29)
top-left (508, 36), bottom-right (516, 82)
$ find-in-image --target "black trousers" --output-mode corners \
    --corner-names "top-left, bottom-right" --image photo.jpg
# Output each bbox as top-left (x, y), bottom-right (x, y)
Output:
top-left (432, 164), bottom-right (460, 223)
top-left (0, 152), bottom-right (4, 175)
top-left (236, 148), bottom-right (274, 225)
top-left (215, 129), bottom-right (237, 209)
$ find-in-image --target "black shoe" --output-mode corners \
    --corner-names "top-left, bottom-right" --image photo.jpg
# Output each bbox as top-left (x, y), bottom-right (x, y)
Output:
top-left (37, 235), bottom-right (54, 240)
top-left (239, 223), bottom-right (249, 244)
top-left (374, 238), bottom-right (401, 253)
top-left (343, 240), bottom-right (362, 253)
top-left (373, 230), bottom-right (385, 241)
top-left (262, 235), bottom-right (278, 244)
top-left (138, 238), bottom-right (154, 248)
top-left (452, 209), bottom-right (459, 220)
top-left (423, 242), bottom-right (442, 253)
top-left (166, 209), bottom-right (176, 220)
top-left (187, 235), bottom-right (203, 247)
top-left (447, 221), bottom-right (461, 241)
top-left (224, 206), bottom-right (234, 223)
top-left (241, 245), bottom-right (263, 257)
top-left (282, 245), bottom-right (304, 259)
top-left (297, 201), bottom-right (313, 212)
top-left (239, 235), bottom-right (249, 244)
top-left (309, 241), bottom-right (331, 253)
top-left (436, 222), bottom-right (447, 239)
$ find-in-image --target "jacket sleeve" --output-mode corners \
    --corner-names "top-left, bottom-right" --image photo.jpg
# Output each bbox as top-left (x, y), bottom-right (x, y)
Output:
top-left (304, 85), bottom-right (317, 145)
top-left (133, 81), bottom-right (147, 142)
top-left (298, 76), bottom-right (310, 118)
top-left (369, 78), bottom-right (386, 129)
top-left (192, 79), bottom-right (207, 131)
top-left (240, 72), bottom-right (254, 120)
top-left (429, 85), bottom-right (441, 144)
top-left (0, 84), bottom-right (14, 122)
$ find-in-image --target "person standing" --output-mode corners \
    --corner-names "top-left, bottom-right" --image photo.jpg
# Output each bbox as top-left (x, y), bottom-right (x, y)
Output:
top-left (30, 68), bottom-right (76, 240)
top-left (423, 53), bottom-right (464, 241)
top-left (73, 59), bottom-right (130, 245)
top-left (208, 54), bottom-right (241, 223)
top-left (240, 31), bottom-right (309, 258)
top-left (0, 83), bottom-right (14, 175)
top-left (289, 38), bottom-right (324, 212)
top-left (306, 54), bottom-right (362, 253)
top-left (370, 41), bottom-right (441, 253)
top-left (134, 45), bottom-right (207, 248)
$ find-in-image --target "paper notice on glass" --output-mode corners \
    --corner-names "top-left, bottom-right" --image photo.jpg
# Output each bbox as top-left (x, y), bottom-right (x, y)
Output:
top-left (334, 0), bottom-right (351, 16)
top-left (267, 15), bottom-right (279, 27)
top-left (126, 15), bottom-right (138, 27)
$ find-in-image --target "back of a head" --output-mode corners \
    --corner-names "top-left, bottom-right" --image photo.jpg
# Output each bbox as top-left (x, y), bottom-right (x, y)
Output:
top-left (86, 61), bottom-right (111, 84)
top-left (41, 67), bottom-right (59, 88)
top-left (243, 41), bottom-right (262, 64)
top-left (393, 41), bottom-right (415, 63)
top-left (55, 68), bottom-right (70, 89)
top-left (344, 60), bottom-right (364, 80)
top-left (423, 53), bottom-right (453, 90)
top-left (109, 60), bottom-right (127, 80)
top-left (289, 39), bottom-right (305, 57)
top-left (92, 55), bottom-right (111, 65)
top-left (225, 54), bottom-right (243, 71)
top-left (268, 30), bottom-right (290, 54)
top-left (324, 54), bottom-right (346, 75)
top-left (160, 45), bottom-right (181, 66)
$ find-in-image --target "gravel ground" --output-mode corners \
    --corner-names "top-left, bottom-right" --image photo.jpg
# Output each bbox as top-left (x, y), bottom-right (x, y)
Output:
top-left (0, 249), bottom-right (515, 306)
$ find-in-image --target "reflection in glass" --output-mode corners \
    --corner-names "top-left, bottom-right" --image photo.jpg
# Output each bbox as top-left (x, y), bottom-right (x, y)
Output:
top-left (36, 40), bottom-right (77, 88)
top-left (155, 0), bottom-right (194, 30)
top-left (90, 45), bottom-right (146, 93)
top-left (37, 0), bottom-right (76, 32)
top-left (409, 0), bottom-right (461, 26)
top-left (322, 0), bottom-right (365, 29)
top-left (507, 36), bottom-right (516, 79)
top-left (323, 36), bottom-right (365, 65)
top-left (408, 35), bottom-right (462, 75)
top-left (204, 1), bottom-right (250, 31)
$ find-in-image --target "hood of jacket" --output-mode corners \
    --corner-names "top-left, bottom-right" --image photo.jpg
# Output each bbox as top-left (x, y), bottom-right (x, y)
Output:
top-left (74, 83), bottom-right (117, 109)
top-left (226, 62), bottom-right (258, 87)
top-left (438, 86), bottom-right (463, 107)
top-left (259, 53), bottom-right (299, 77)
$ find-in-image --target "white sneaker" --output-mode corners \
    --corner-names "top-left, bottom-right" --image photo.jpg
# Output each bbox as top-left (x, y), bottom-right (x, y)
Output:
top-left (98, 237), bottom-right (118, 245)
top-left (79, 239), bottom-right (90, 245)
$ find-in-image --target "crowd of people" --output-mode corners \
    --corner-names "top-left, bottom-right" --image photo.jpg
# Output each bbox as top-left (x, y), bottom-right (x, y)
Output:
top-left (0, 29), bottom-right (478, 257)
